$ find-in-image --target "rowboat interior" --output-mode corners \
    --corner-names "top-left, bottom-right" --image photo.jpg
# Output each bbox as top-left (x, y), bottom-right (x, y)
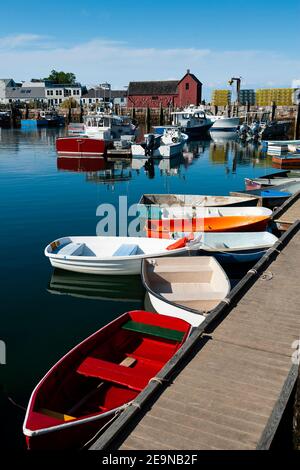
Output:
top-left (143, 257), bottom-right (230, 313)
top-left (46, 236), bottom-right (179, 258)
top-left (25, 311), bottom-right (189, 443)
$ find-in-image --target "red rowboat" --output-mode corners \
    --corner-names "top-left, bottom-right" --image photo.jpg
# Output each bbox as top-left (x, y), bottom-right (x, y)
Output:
top-left (23, 310), bottom-right (190, 450)
top-left (56, 137), bottom-right (108, 157)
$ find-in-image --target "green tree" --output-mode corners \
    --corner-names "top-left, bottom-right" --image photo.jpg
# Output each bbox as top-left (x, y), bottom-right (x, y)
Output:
top-left (44, 69), bottom-right (76, 85)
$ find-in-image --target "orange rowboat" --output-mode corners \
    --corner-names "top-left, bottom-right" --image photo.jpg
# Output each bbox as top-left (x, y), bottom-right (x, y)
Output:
top-left (146, 216), bottom-right (271, 236)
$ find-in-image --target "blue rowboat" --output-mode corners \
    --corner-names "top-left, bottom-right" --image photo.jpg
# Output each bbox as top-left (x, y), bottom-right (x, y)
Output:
top-left (230, 187), bottom-right (292, 209)
top-left (168, 232), bottom-right (279, 264)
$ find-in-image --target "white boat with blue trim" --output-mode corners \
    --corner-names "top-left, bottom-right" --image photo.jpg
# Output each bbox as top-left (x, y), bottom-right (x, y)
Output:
top-left (44, 236), bottom-right (198, 275)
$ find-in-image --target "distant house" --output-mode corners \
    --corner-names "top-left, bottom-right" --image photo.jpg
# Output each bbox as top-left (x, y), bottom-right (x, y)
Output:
top-left (81, 88), bottom-right (127, 107)
top-left (127, 70), bottom-right (202, 108)
top-left (0, 79), bottom-right (82, 105)
top-left (45, 82), bottom-right (82, 106)
top-left (0, 79), bottom-right (18, 103)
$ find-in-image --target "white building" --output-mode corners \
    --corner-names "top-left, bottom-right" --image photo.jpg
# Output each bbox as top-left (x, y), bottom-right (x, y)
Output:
top-left (45, 82), bottom-right (82, 106)
top-left (0, 79), bottom-right (82, 106)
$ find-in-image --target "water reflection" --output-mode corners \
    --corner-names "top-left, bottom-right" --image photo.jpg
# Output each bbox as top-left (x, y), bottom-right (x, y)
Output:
top-left (48, 268), bottom-right (145, 303)
top-left (54, 136), bottom-right (271, 189)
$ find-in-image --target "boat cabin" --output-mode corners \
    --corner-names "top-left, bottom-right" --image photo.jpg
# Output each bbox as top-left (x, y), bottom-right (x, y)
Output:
top-left (172, 107), bottom-right (209, 128)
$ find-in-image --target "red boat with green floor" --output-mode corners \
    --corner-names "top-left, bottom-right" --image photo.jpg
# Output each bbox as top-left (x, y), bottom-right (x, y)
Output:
top-left (23, 310), bottom-right (190, 450)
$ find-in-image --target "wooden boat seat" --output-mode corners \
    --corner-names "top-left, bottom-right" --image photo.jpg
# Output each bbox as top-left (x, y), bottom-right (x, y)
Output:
top-left (58, 242), bottom-right (85, 257)
top-left (112, 244), bottom-right (139, 257)
top-left (162, 291), bottom-right (224, 302)
top-left (121, 320), bottom-right (185, 342)
top-left (77, 357), bottom-right (146, 391)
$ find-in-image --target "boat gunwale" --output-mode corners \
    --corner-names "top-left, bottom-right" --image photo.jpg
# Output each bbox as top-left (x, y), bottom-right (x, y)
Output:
top-left (44, 236), bottom-right (192, 262)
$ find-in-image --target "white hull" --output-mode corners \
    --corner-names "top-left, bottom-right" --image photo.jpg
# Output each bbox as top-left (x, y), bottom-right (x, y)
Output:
top-left (131, 141), bottom-right (184, 159)
top-left (142, 256), bottom-right (230, 327)
top-left (210, 117), bottom-right (240, 131)
top-left (45, 236), bottom-right (193, 275)
top-left (145, 292), bottom-right (206, 328)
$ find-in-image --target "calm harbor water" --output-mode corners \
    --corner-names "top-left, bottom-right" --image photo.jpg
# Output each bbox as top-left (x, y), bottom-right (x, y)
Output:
top-left (0, 127), bottom-right (276, 449)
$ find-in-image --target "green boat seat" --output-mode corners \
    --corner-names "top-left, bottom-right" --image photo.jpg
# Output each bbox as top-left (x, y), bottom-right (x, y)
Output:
top-left (121, 320), bottom-right (185, 342)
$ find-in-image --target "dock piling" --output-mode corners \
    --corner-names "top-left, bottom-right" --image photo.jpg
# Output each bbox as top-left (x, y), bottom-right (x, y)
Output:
top-left (294, 103), bottom-right (300, 139)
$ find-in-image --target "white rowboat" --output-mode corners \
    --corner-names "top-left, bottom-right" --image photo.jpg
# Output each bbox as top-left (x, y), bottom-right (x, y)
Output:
top-left (44, 236), bottom-right (197, 275)
top-left (142, 256), bottom-right (230, 327)
top-left (138, 193), bottom-right (259, 209)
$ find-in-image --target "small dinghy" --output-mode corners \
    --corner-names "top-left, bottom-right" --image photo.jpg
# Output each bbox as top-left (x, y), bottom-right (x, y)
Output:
top-left (245, 176), bottom-right (300, 190)
top-left (146, 207), bottom-right (272, 235)
top-left (138, 193), bottom-right (259, 212)
top-left (44, 236), bottom-right (197, 275)
top-left (177, 231), bottom-right (278, 263)
top-left (230, 188), bottom-right (292, 209)
top-left (23, 310), bottom-right (191, 449)
top-left (142, 257), bottom-right (230, 327)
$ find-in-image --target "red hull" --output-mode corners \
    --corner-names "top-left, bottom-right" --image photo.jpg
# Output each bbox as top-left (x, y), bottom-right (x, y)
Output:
top-left (24, 311), bottom-right (190, 450)
top-left (56, 137), bottom-right (108, 156)
top-left (272, 156), bottom-right (300, 168)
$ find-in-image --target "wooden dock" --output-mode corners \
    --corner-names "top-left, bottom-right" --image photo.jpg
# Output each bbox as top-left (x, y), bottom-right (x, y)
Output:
top-left (89, 203), bottom-right (300, 451)
top-left (273, 190), bottom-right (300, 231)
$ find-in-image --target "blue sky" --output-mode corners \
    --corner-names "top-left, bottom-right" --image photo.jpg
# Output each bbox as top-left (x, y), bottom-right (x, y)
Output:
top-left (0, 0), bottom-right (299, 98)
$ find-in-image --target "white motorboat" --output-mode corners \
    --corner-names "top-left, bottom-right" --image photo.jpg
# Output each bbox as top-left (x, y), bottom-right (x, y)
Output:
top-left (131, 128), bottom-right (188, 158)
top-left (44, 236), bottom-right (198, 275)
top-left (142, 256), bottom-right (230, 327)
top-left (205, 110), bottom-right (240, 132)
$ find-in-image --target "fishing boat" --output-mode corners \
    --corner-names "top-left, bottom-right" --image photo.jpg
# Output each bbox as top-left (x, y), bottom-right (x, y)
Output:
top-left (44, 236), bottom-right (198, 275)
top-left (138, 194), bottom-right (259, 217)
top-left (164, 232), bottom-right (278, 264)
top-left (39, 110), bottom-right (65, 127)
top-left (56, 112), bottom-right (137, 157)
top-left (23, 310), bottom-right (190, 450)
top-left (142, 257), bottom-right (230, 327)
top-left (171, 106), bottom-right (213, 138)
top-left (230, 188), bottom-right (292, 209)
top-left (48, 270), bottom-right (145, 303)
top-left (131, 128), bottom-right (188, 158)
top-left (272, 154), bottom-right (300, 168)
top-left (145, 206), bottom-right (272, 236)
